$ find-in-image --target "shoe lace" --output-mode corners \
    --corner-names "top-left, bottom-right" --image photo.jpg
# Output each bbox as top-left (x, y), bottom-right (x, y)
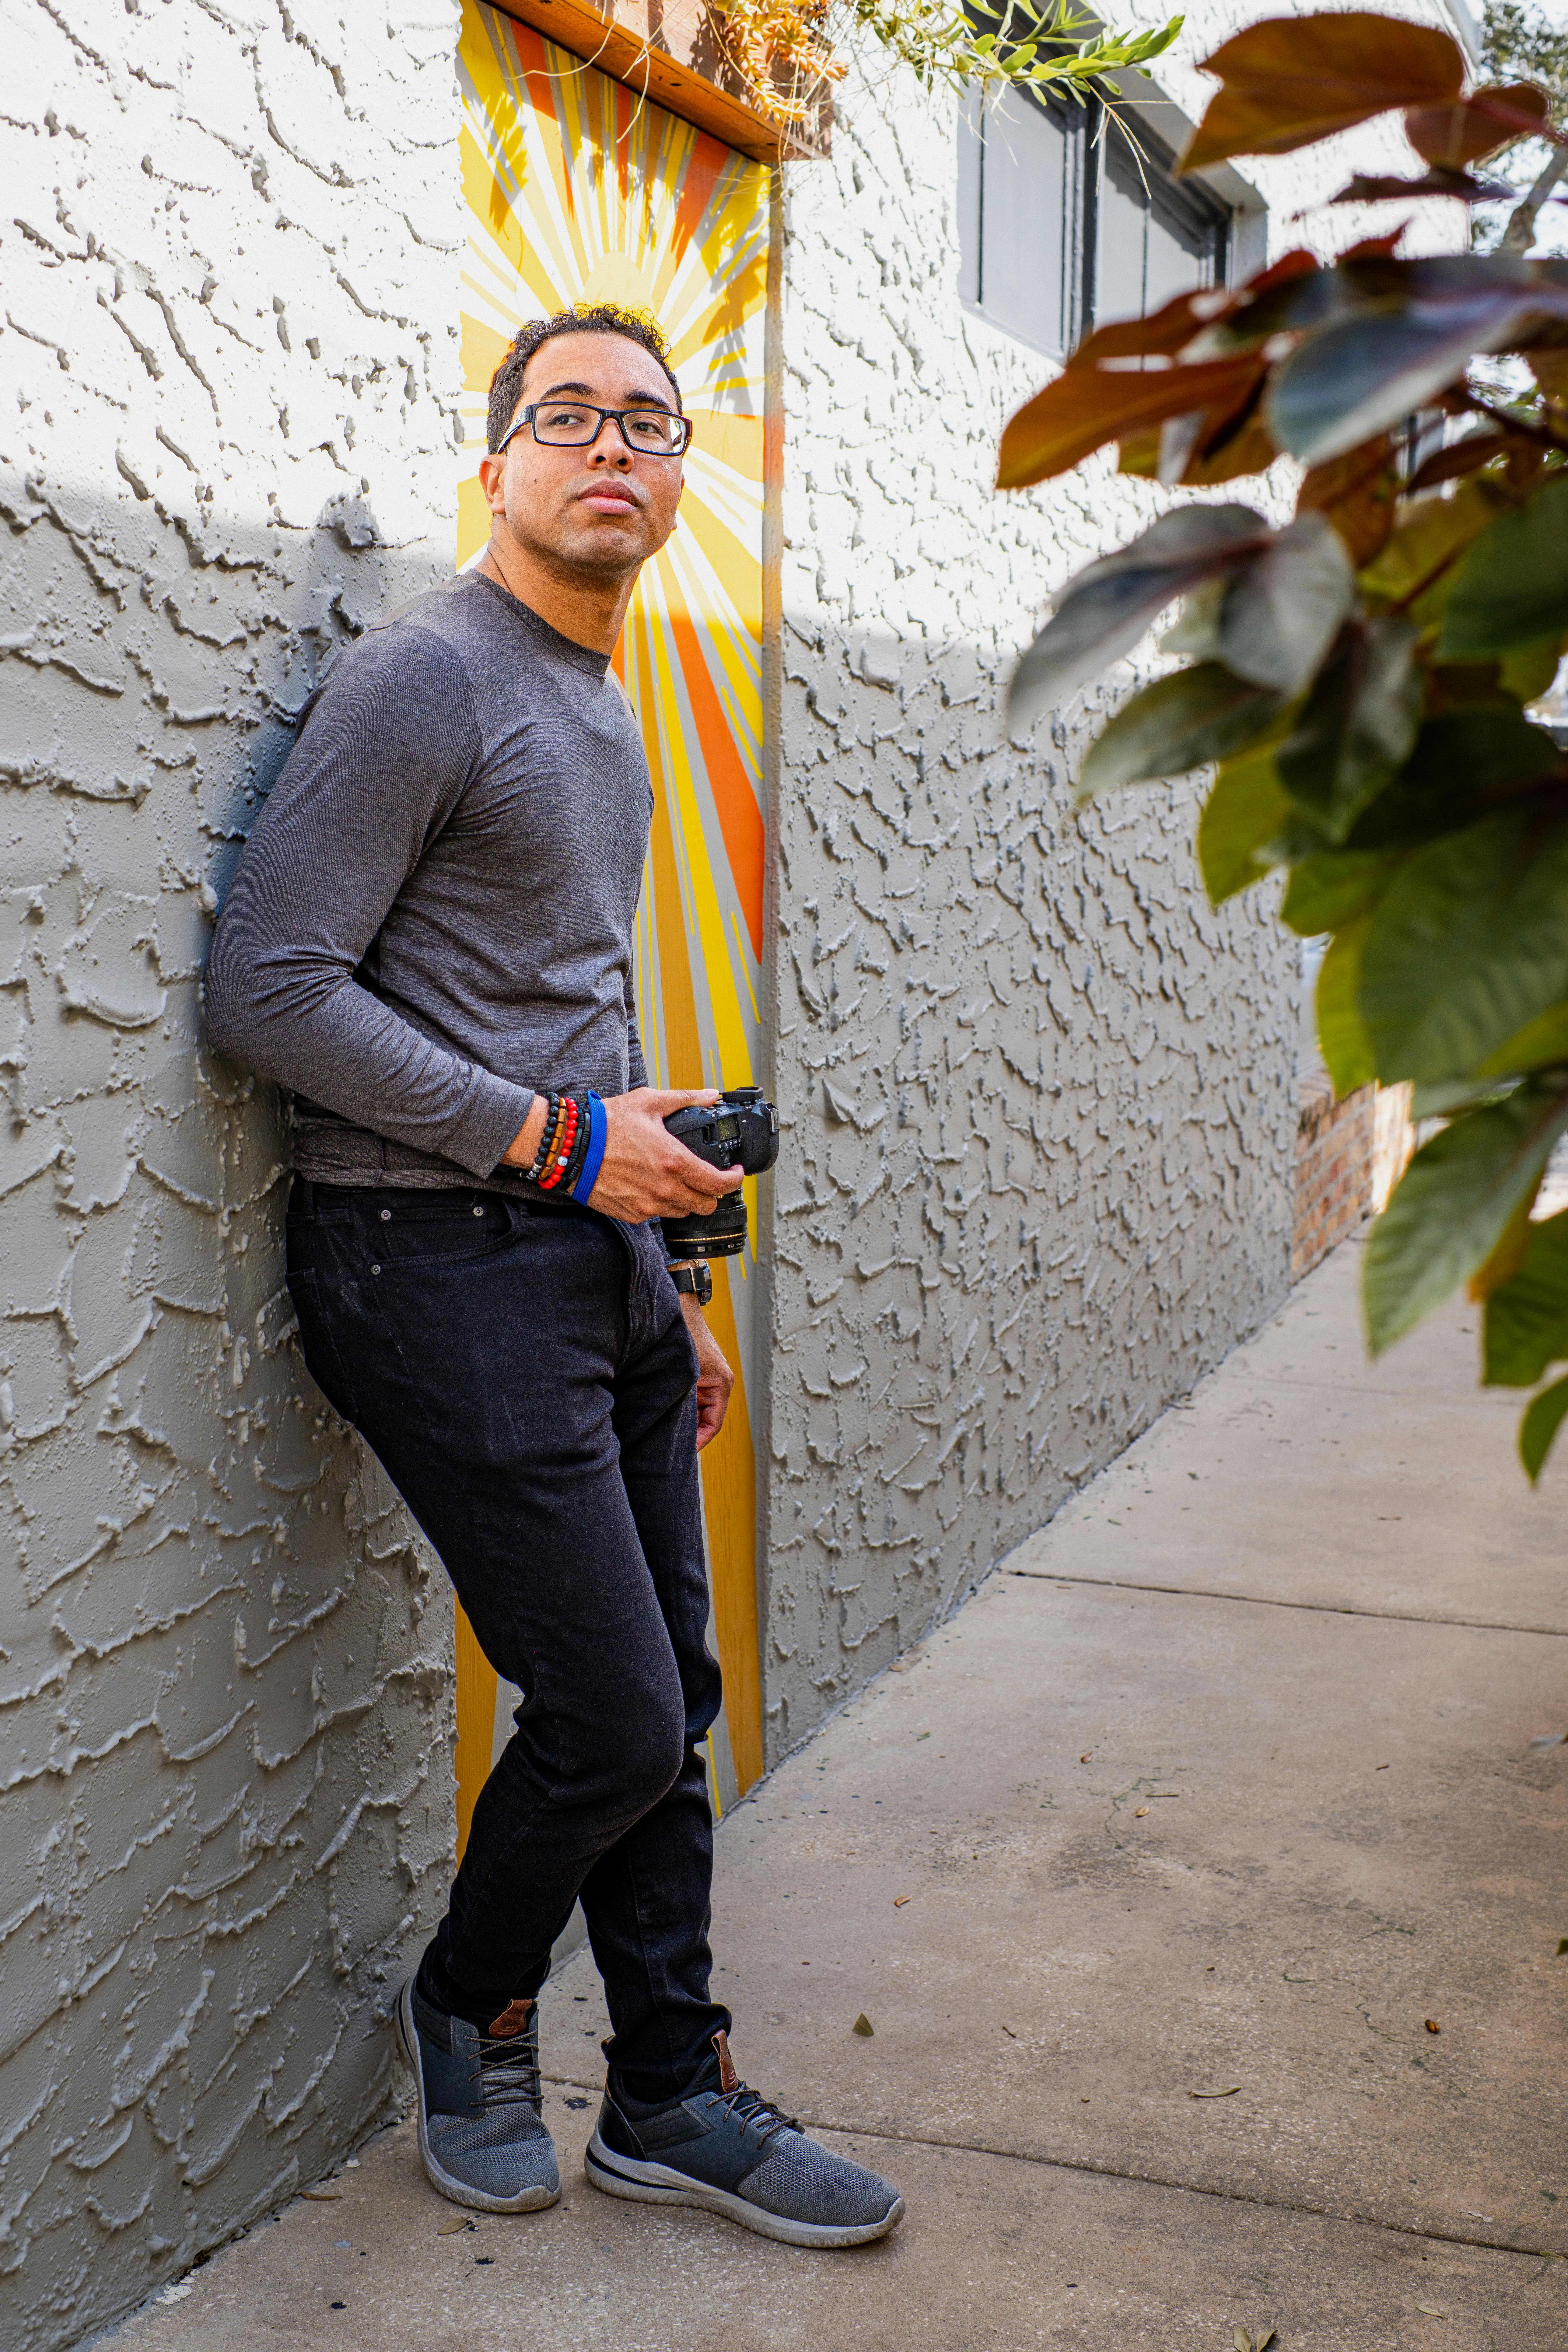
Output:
top-left (475, 2031), bottom-right (542, 2110)
top-left (713, 2077), bottom-right (797, 2149)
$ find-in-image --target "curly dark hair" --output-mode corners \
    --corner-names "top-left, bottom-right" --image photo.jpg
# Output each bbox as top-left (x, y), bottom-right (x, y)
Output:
top-left (486, 303), bottom-right (683, 454)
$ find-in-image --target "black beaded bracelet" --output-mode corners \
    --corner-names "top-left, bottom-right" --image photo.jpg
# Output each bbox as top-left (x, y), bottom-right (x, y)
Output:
top-left (554, 1090), bottom-right (593, 1196)
top-left (522, 1091), bottom-right (561, 1185)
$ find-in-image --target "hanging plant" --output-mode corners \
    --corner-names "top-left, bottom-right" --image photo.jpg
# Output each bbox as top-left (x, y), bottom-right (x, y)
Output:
top-left (705, 0), bottom-right (1183, 131)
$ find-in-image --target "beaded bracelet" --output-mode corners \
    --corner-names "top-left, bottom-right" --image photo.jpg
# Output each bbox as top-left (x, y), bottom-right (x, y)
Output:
top-left (558, 1092), bottom-right (597, 1197)
top-left (537, 1093), bottom-right (581, 1192)
top-left (521, 1091), bottom-right (562, 1185)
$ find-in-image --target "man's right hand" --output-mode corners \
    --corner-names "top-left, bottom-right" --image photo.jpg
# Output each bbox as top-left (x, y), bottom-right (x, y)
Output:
top-left (501, 1087), bottom-right (741, 1224)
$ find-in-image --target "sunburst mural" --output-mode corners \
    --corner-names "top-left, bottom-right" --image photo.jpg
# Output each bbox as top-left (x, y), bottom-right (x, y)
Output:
top-left (452, 0), bottom-right (771, 1856)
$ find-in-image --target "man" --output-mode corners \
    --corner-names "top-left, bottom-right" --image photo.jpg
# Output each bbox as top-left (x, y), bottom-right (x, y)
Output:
top-left (204, 303), bottom-right (903, 2250)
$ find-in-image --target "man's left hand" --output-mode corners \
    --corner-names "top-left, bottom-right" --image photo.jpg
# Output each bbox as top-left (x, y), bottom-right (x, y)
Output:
top-left (680, 1295), bottom-right (733, 1450)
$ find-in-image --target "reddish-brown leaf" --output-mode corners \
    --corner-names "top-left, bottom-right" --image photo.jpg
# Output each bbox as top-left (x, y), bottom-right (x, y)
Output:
top-left (1527, 341), bottom-right (1568, 401)
top-left (1073, 288), bottom-right (1230, 367)
top-left (1407, 429), bottom-right (1517, 492)
top-left (1076, 250), bottom-right (1320, 369)
top-left (1297, 435), bottom-right (1399, 564)
top-left (1331, 167), bottom-right (1515, 201)
top-left (1405, 81), bottom-right (1550, 168)
top-left (1183, 408), bottom-right (1279, 485)
top-left (998, 358), bottom-right (1267, 488)
top-left (1341, 230), bottom-right (1409, 260)
top-left (1118, 402), bottom-right (1276, 486)
top-left (1181, 11), bottom-right (1463, 173)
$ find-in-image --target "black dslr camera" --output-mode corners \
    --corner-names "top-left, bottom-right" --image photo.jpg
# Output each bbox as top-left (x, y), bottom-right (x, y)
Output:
top-left (662, 1086), bottom-right (779, 1259)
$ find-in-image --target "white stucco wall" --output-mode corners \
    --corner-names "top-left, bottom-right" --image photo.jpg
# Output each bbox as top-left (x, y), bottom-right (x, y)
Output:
top-left (757, 10), bottom-right (1469, 1757)
top-left (0, 3), bottom-right (464, 2344)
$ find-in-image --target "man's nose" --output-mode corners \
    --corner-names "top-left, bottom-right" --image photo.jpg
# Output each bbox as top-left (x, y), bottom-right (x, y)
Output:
top-left (587, 419), bottom-right (633, 464)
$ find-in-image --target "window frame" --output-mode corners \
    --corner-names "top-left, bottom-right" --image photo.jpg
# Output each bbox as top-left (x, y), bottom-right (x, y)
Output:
top-left (958, 86), bottom-right (1233, 359)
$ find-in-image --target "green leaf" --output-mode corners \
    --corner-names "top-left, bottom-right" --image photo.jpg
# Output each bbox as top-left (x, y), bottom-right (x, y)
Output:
top-left (1410, 1076), bottom-right (1519, 1117)
top-left (1348, 709), bottom-right (1564, 851)
top-left (1317, 914), bottom-right (1377, 1095)
top-left (1078, 664), bottom-right (1286, 799)
top-left (1484, 1208), bottom-right (1568, 1385)
top-left (1280, 848), bottom-right (1398, 937)
top-left (1009, 506), bottom-right (1269, 730)
top-left (1479, 1000), bottom-right (1568, 1078)
top-left (1197, 742), bottom-right (1293, 903)
top-left (1360, 479), bottom-right (1512, 631)
top-left (1499, 632), bottom-right (1568, 705)
top-left (1215, 513), bottom-right (1356, 695)
top-left (1276, 616), bottom-right (1422, 842)
top-left (1268, 292), bottom-right (1545, 468)
top-left (1521, 1373), bottom-right (1568, 1481)
top-left (1440, 475), bottom-right (1568, 659)
top-left (1360, 813), bottom-right (1568, 1083)
top-left (1363, 1084), bottom-right (1568, 1353)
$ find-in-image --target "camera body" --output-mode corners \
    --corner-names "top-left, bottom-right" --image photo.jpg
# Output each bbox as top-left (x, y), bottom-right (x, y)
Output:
top-left (661, 1086), bottom-right (779, 1259)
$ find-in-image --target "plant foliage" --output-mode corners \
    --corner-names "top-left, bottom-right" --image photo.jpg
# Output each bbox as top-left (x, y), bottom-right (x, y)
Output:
top-left (999, 9), bottom-right (1568, 1479)
top-left (706, 0), bottom-right (1182, 129)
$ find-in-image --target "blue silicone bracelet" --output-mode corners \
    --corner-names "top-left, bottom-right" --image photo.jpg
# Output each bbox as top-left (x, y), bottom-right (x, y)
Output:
top-left (569, 1090), bottom-right (608, 1205)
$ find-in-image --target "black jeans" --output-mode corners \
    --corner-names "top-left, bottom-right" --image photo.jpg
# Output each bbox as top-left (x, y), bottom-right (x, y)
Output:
top-left (285, 1178), bottom-right (730, 2101)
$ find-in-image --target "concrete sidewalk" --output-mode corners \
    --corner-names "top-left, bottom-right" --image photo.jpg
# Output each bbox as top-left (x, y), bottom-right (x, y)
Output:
top-left (103, 1236), bottom-right (1568, 2351)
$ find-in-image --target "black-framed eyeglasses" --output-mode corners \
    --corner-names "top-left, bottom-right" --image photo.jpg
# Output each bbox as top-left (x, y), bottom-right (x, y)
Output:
top-left (499, 402), bottom-right (693, 458)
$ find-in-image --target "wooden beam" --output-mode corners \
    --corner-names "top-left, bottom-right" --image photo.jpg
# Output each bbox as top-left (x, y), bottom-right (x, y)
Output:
top-left (485, 0), bottom-right (831, 162)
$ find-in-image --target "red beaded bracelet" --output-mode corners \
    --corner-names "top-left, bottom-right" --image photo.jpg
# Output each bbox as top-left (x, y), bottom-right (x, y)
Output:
top-left (537, 1097), bottom-right (579, 1191)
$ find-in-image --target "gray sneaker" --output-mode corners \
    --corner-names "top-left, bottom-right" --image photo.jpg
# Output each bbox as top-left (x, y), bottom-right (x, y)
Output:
top-left (395, 1978), bottom-right (560, 2213)
top-left (586, 2031), bottom-right (904, 2248)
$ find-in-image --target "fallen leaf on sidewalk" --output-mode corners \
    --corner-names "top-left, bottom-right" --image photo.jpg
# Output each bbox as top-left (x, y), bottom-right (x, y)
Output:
top-left (1416, 2305), bottom-right (1446, 2317)
top-left (302, 2189), bottom-right (342, 2201)
top-left (1425, 2018), bottom-right (1441, 2033)
top-left (853, 2014), bottom-right (874, 2036)
top-left (1189, 2084), bottom-right (1241, 2098)
top-left (1135, 1805), bottom-right (1150, 1818)
top-left (438, 2217), bottom-right (475, 2236)
top-left (893, 1895), bottom-right (912, 1907)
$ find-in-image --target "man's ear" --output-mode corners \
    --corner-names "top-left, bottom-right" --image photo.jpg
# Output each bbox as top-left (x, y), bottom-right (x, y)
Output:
top-left (477, 451), bottom-right (508, 518)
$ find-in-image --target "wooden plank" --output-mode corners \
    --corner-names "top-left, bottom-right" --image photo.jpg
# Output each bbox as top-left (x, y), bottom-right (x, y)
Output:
top-left (484, 0), bottom-right (831, 161)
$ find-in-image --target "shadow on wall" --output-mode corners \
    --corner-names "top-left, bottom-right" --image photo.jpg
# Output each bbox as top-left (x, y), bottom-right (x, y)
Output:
top-left (0, 474), bottom-right (454, 2352)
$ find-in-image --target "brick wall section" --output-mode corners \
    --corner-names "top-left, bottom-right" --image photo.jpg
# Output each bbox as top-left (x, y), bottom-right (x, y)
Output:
top-left (1293, 1078), bottom-right (1416, 1279)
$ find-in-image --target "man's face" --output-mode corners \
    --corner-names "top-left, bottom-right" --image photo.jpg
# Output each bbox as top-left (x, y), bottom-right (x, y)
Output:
top-left (479, 330), bottom-right (686, 584)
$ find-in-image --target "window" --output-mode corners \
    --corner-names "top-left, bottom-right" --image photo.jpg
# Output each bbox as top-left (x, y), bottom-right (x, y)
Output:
top-left (958, 93), bottom-right (1231, 358)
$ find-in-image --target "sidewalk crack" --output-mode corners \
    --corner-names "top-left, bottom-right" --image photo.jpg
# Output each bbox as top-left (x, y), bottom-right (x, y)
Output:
top-left (1007, 1569), bottom-right (1568, 1640)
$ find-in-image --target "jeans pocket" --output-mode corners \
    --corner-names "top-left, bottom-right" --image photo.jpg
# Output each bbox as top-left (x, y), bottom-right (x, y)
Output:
top-left (369, 1196), bottom-right (519, 1272)
top-left (287, 1265), bottom-right (363, 1426)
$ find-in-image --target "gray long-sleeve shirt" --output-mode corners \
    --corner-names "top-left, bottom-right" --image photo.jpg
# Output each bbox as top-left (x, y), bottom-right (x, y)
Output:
top-left (204, 571), bottom-right (652, 1190)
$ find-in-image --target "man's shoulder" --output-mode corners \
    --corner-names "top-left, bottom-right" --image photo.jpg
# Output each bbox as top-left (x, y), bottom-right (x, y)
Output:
top-left (297, 582), bottom-right (482, 737)
top-left (357, 575), bottom-right (494, 669)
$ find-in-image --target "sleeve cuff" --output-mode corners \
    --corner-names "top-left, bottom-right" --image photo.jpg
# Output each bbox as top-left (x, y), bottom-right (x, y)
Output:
top-left (441, 1068), bottom-right (537, 1180)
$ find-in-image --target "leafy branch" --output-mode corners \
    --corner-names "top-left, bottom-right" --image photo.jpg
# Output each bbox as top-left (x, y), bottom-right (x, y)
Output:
top-left (998, 8), bottom-right (1568, 1480)
top-left (704, 0), bottom-right (1183, 129)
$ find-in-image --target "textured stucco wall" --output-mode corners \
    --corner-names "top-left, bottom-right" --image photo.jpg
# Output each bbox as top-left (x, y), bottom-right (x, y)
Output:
top-left (0, 0), bottom-right (1471, 2338)
top-left (757, 15), bottom-right (1467, 1759)
top-left (0, 1), bottom-right (464, 2344)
